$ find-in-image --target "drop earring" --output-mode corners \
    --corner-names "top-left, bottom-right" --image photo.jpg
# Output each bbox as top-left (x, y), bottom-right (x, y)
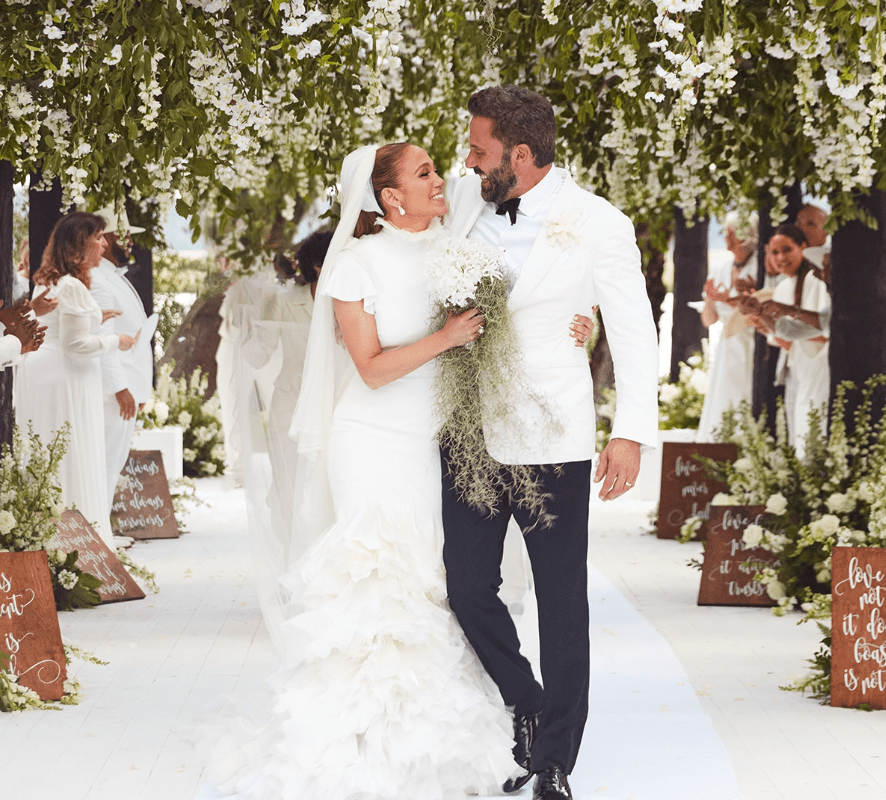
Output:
top-left (398, 205), bottom-right (406, 216)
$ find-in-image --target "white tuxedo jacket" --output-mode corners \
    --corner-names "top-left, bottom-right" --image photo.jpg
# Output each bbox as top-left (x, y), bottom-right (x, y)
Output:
top-left (90, 258), bottom-right (152, 403)
top-left (450, 171), bottom-right (659, 465)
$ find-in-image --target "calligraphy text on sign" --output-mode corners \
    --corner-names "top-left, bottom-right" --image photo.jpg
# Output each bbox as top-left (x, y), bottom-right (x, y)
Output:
top-left (0, 551), bottom-right (67, 700)
top-left (50, 510), bottom-right (145, 603)
top-left (698, 505), bottom-right (780, 606)
top-left (831, 547), bottom-right (886, 709)
top-left (112, 450), bottom-right (178, 539)
top-left (657, 443), bottom-right (737, 540)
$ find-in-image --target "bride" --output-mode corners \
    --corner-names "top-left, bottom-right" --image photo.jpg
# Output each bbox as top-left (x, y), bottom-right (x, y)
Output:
top-left (208, 143), bottom-right (514, 799)
top-left (208, 143), bottom-right (593, 799)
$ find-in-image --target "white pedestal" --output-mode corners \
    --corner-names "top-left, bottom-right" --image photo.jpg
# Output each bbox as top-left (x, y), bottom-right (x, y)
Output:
top-left (636, 428), bottom-right (697, 502)
top-left (131, 426), bottom-right (184, 482)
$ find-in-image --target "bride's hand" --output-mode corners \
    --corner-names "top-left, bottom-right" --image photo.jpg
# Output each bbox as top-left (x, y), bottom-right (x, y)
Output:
top-left (570, 311), bottom-right (596, 347)
top-left (118, 333), bottom-right (137, 351)
top-left (441, 308), bottom-right (484, 349)
top-left (102, 308), bottom-right (122, 324)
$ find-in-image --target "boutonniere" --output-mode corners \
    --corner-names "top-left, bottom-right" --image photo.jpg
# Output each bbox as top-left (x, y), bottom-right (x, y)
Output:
top-left (542, 209), bottom-right (583, 248)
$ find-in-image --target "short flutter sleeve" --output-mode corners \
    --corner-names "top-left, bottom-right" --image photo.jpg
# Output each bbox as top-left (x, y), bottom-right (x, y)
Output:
top-left (320, 251), bottom-right (379, 315)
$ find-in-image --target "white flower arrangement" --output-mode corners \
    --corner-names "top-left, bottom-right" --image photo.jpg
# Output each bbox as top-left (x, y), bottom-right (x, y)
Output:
top-left (429, 235), bottom-right (559, 521)
top-left (427, 236), bottom-right (504, 309)
top-left (138, 362), bottom-right (226, 478)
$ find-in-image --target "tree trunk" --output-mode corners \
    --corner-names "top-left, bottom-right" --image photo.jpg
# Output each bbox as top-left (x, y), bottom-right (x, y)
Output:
top-left (752, 184), bottom-right (802, 426)
top-left (829, 187), bottom-right (886, 424)
top-left (0, 161), bottom-right (14, 447)
top-left (28, 170), bottom-right (64, 280)
top-left (159, 292), bottom-right (224, 399)
top-left (670, 208), bottom-right (708, 382)
top-left (636, 220), bottom-right (669, 336)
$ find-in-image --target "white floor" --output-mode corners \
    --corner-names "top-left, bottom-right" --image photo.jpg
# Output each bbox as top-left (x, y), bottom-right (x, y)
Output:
top-left (2, 478), bottom-right (885, 800)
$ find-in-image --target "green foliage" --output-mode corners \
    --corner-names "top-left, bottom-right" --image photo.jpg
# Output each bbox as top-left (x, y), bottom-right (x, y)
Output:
top-left (139, 362), bottom-right (226, 477)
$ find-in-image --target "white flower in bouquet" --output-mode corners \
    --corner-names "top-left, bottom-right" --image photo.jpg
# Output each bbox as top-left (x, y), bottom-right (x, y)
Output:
top-left (766, 580), bottom-right (787, 600)
top-left (178, 410), bottom-right (193, 428)
top-left (764, 493), bottom-right (788, 515)
top-left (50, 549), bottom-right (67, 566)
top-left (711, 492), bottom-right (737, 505)
top-left (183, 448), bottom-right (197, 462)
top-left (732, 457), bottom-right (753, 472)
top-left (193, 426), bottom-right (210, 446)
top-left (825, 492), bottom-right (856, 515)
top-left (142, 397), bottom-right (155, 415)
top-left (659, 383), bottom-right (680, 403)
top-left (815, 565), bottom-right (832, 583)
top-left (210, 444), bottom-right (225, 462)
top-left (154, 401), bottom-right (170, 425)
top-left (686, 354), bottom-right (702, 367)
top-left (742, 523), bottom-right (764, 547)
top-left (204, 462), bottom-right (217, 475)
top-left (58, 570), bottom-right (78, 590)
top-left (0, 509), bottom-right (15, 535)
top-left (427, 236), bottom-right (504, 309)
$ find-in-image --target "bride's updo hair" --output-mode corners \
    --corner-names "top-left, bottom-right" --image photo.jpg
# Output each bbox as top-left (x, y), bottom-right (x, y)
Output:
top-left (353, 142), bottom-right (410, 239)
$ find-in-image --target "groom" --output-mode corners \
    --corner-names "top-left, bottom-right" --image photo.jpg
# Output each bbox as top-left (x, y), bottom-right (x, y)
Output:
top-left (443, 86), bottom-right (659, 800)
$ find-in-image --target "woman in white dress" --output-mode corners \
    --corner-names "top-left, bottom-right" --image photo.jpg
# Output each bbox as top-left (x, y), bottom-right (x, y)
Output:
top-left (696, 212), bottom-right (758, 440)
top-left (17, 212), bottom-right (137, 546)
top-left (761, 224), bottom-right (830, 455)
top-left (206, 144), bottom-right (520, 800)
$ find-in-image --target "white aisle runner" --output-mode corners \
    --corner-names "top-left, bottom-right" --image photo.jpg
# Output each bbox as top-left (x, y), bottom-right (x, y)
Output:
top-left (564, 563), bottom-right (742, 800)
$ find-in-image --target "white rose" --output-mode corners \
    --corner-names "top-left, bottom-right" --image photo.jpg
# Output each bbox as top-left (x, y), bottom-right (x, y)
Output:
top-left (825, 493), bottom-right (855, 515)
top-left (659, 383), bottom-right (680, 403)
top-left (0, 509), bottom-right (16, 535)
top-left (688, 369), bottom-right (708, 394)
top-left (816, 567), bottom-right (832, 583)
top-left (686, 355), bottom-right (702, 367)
top-left (204, 462), bottom-right (217, 475)
top-left (178, 411), bottom-right (193, 427)
top-left (742, 524), bottom-right (764, 547)
top-left (764, 493), bottom-right (788, 516)
top-left (711, 492), bottom-right (737, 505)
top-left (816, 514), bottom-right (841, 536)
top-left (766, 580), bottom-right (787, 600)
top-left (733, 457), bottom-right (753, 472)
top-left (154, 401), bottom-right (170, 425)
top-left (183, 448), bottom-right (197, 462)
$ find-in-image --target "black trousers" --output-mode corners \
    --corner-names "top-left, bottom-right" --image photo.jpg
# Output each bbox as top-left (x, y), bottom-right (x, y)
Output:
top-left (441, 451), bottom-right (591, 775)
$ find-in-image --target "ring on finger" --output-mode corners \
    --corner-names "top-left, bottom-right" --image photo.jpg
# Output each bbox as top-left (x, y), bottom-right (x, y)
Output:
top-left (477, 325), bottom-right (484, 334)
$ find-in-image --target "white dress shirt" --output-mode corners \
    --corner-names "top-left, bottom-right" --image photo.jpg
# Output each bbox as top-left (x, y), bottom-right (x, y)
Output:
top-left (470, 167), bottom-right (565, 289)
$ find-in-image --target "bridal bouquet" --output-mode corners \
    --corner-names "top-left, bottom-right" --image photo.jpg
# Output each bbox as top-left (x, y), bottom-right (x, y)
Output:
top-left (429, 236), bottom-right (556, 523)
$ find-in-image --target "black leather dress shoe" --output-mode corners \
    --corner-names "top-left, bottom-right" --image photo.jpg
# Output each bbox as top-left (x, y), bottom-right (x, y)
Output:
top-left (502, 711), bottom-right (538, 793)
top-left (532, 765), bottom-right (572, 799)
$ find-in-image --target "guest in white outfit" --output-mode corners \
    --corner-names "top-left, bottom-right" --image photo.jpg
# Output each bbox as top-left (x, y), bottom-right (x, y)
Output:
top-left (89, 205), bottom-right (152, 506)
top-left (695, 211), bottom-right (758, 440)
top-left (16, 212), bottom-right (137, 546)
top-left (795, 203), bottom-right (830, 270)
top-left (757, 223), bottom-right (829, 455)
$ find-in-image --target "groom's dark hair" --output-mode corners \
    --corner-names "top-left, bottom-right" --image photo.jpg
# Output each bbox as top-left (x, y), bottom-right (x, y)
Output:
top-left (468, 85), bottom-right (556, 167)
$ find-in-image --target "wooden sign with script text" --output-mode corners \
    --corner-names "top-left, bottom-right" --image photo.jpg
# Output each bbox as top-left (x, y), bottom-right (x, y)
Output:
top-left (831, 547), bottom-right (886, 709)
top-left (0, 551), bottom-right (67, 700)
top-left (657, 442), bottom-right (737, 540)
top-left (49, 510), bottom-right (145, 603)
top-left (111, 450), bottom-right (179, 540)
top-left (697, 505), bottom-right (780, 606)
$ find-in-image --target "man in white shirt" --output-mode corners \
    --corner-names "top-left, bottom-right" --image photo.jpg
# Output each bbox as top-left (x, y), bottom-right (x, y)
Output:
top-left (446, 86), bottom-right (659, 800)
top-left (90, 206), bottom-right (152, 505)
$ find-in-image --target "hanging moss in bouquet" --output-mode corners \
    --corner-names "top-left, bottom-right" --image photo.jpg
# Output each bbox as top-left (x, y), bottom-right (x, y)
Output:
top-left (428, 237), bottom-right (562, 524)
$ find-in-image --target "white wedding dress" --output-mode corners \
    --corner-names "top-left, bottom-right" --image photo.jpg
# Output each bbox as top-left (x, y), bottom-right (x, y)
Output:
top-left (206, 221), bottom-right (514, 800)
top-left (16, 274), bottom-right (119, 546)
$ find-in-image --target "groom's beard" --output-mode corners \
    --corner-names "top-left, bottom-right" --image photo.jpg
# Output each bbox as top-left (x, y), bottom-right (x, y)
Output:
top-left (475, 151), bottom-right (518, 205)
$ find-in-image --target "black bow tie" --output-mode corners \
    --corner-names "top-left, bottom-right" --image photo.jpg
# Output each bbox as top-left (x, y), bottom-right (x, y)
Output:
top-left (495, 197), bottom-right (521, 225)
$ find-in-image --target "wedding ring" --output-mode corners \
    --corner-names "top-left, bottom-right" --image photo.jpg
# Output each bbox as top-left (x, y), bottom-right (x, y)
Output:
top-left (625, 481), bottom-right (633, 487)
top-left (477, 325), bottom-right (484, 335)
